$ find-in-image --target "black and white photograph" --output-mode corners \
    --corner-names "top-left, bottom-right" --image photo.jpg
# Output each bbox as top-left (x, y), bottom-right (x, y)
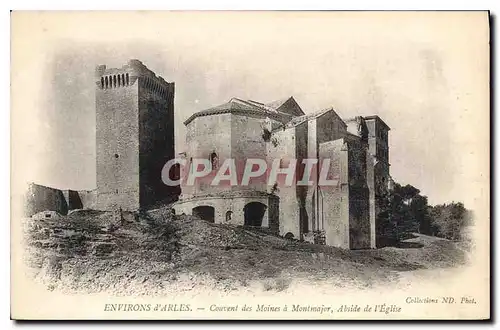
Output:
top-left (9, 11), bottom-right (490, 320)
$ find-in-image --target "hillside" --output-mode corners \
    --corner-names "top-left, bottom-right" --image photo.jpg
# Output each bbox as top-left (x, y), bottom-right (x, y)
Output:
top-left (21, 207), bottom-right (470, 295)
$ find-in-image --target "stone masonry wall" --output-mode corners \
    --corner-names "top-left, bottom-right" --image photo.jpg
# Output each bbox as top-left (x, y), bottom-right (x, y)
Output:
top-left (295, 121), bottom-right (309, 237)
top-left (231, 113), bottom-right (269, 193)
top-left (138, 76), bottom-right (178, 206)
top-left (95, 60), bottom-right (179, 211)
top-left (366, 152), bottom-right (377, 248)
top-left (95, 67), bottom-right (140, 211)
top-left (267, 126), bottom-right (300, 238)
top-left (183, 113), bottom-right (232, 197)
top-left (319, 139), bottom-right (350, 248)
top-left (305, 118), bottom-right (318, 234)
top-left (316, 110), bottom-right (347, 144)
top-left (346, 137), bottom-right (371, 249)
top-left (24, 183), bottom-right (68, 216)
top-left (172, 193), bottom-right (279, 234)
top-left (364, 117), bottom-right (390, 246)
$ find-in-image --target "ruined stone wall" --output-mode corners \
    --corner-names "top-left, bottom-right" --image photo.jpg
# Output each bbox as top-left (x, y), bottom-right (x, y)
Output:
top-left (23, 183), bottom-right (101, 217)
top-left (77, 190), bottom-right (98, 210)
top-left (62, 190), bottom-right (83, 211)
top-left (24, 183), bottom-right (68, 216)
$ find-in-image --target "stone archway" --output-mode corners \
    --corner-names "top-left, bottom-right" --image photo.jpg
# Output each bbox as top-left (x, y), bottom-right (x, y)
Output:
top-left (192, 205), bottom-right (215, 223)
top-left (243, 202), bottom-right (267, 227)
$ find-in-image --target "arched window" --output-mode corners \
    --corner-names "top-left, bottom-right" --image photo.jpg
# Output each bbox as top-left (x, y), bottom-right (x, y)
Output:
top-left (100, 77), bottom-right (104, 89)
top-left (117, 75), bottom-right (121, 86)
top-left (105, 76), bottom-right (108, 88)
top-left (126, 73), bottom-right (129, 85)
top-left (225, 211), bottom-right (233, 222)
top-left (210, 152), bottom-right (219, 170)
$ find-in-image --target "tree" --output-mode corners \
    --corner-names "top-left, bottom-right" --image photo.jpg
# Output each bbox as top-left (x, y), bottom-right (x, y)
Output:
top-left (376, 183), bottom-right (422, 245)
top-left (428, 202), bottom-right (471, 240)
top-left (376, 180), bottom-right (471, 245)
top-left (411, 195), bottom-right (430, 234)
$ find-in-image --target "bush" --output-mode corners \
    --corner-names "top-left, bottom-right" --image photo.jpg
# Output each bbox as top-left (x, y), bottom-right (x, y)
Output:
top-left (428, 202), bottom-right (473, 240)
top-left (377, 182), bottom-right (472, 245)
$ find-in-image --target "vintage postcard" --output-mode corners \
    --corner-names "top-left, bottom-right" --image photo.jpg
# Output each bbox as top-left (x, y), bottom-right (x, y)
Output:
top-left (10, 11), bottom-right (490, 320)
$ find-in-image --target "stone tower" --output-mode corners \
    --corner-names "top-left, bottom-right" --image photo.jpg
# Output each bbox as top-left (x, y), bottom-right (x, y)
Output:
top-left (95, 59), bottom-right (179, 211)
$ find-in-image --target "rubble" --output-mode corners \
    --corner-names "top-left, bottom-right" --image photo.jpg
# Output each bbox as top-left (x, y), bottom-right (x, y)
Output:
top-left (22, 207), bottom-right (468, 295)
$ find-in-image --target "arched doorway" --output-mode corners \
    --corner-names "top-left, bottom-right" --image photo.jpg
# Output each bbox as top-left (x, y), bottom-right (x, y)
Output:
top-left (192, 206), bottom-right (215, 223)
top-left (243, 202), bottom-right (267, 227)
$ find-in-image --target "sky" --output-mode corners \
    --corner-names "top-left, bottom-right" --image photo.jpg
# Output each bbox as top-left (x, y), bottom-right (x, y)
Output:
top-left (11, 11), bottom-right (489, 209)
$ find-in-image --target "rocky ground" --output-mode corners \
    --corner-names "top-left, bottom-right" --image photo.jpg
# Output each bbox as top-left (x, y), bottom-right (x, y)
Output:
top-left (21, 207), bottom-right (471, 296)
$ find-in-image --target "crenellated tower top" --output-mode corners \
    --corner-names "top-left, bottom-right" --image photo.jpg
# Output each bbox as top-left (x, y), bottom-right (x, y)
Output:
top-left (95, 59), bottom-right (174, 97)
